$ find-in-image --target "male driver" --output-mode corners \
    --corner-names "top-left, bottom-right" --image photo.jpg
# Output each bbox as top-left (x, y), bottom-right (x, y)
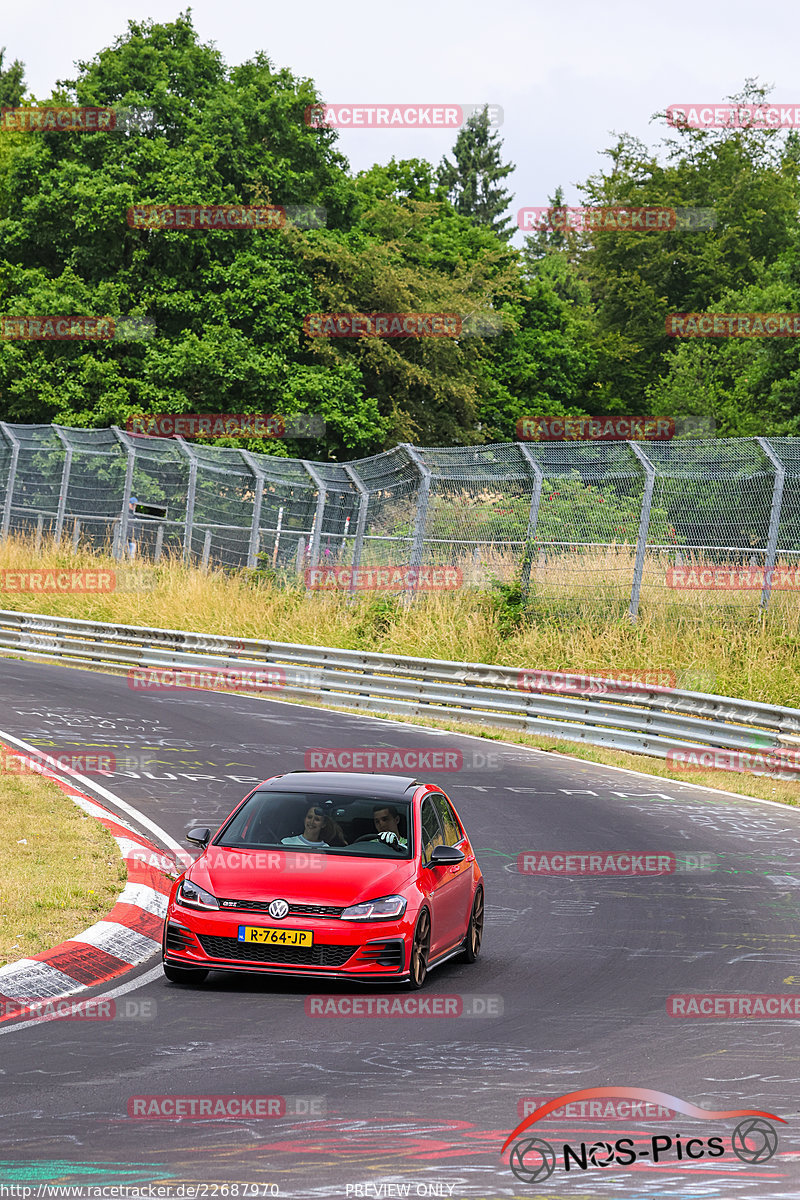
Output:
top-left (372, 805), bottom-right (408, 850)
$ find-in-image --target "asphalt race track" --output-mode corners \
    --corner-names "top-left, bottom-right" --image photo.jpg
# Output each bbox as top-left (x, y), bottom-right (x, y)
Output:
top-left (1, 655), bottom-right (799, 1199)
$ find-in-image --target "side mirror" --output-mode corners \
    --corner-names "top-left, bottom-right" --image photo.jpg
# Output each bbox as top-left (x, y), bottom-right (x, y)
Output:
top-left (186, 826), bottom-right (211, 848)
top-left (427, 844), bottom-right (465, 867)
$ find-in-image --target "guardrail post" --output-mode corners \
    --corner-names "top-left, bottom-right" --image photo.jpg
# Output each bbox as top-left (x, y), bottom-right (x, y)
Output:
top-left (0, 422), bottom-right (20, 539)
top-left (401, 445), bottom-right (431, 578)
top-left (758, 438), bottom-right (786, 614)
top-left (112, 427), bottom-right (137, 560)
top-left (240, 450), bottom-right (266, 569)
top-left (343, 464), bottom-right (369, 596)
top-left (175, 438), bottom-right (199, 563)
top-left (627, 442), bottom-right (656, 621)
top-left (301, 461), bottom-right (326, 569)
top-left (518, 443), bottom-right (544, 600)
top-left (52, 427), bottom-right (74, 546)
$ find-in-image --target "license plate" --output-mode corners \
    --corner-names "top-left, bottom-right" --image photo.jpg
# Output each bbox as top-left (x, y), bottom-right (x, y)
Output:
top-left (237, 925), bottom-right (313, 947)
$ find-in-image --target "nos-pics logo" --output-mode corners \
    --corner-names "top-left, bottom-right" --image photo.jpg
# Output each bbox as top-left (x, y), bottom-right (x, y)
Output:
top-left (501, 1087), bottom-right (783, 1183)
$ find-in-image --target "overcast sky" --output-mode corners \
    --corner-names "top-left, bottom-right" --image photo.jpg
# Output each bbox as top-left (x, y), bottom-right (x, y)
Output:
top-left (5, 0), bottom-right (800, 241)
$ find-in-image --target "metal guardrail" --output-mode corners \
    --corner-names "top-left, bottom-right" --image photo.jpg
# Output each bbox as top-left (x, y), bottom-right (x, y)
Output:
top-left (1, 608), bottom-right (798, 777)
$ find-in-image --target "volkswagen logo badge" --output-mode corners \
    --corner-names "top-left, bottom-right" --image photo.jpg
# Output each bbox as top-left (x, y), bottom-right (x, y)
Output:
top-left (268, 899), bottom-right (289, 919)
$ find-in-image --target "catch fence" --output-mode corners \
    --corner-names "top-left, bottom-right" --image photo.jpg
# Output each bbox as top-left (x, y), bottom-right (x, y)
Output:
top-left (1, 424), bottom-right (799, 617)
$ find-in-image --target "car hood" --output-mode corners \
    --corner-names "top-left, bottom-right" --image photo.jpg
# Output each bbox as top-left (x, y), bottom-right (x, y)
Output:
top-left (188, 847), bottom-right (417, 907)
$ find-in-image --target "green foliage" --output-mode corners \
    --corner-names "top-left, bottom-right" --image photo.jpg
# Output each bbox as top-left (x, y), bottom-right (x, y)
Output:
top-left (0, 47), bottom-right (26, 108)
top-left (0, 19), bottom-right (581, 453)
top-left (437, 107), bottom-right (516, 239)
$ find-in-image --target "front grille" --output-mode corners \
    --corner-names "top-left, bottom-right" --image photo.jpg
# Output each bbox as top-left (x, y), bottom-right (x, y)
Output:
top-left (218, 898), bottom-right (344, 918)
top-left (198, 935), bottom-right (354, 967)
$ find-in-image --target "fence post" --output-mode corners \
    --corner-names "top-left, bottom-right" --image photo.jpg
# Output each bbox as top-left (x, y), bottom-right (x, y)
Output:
top-left (240, 450), bottom-right (266, 569)
top-left (343, 464), bottom-right (369, 596)
top-left (52, 427), bottom-right (74, 546)
top-left (627, 441), bottom-right (656, 621)
top-left (201, 529), bottom-right (212, 570)
top-left (301, 460), bottom-right (326, 569)
top-left (0, 422), bottom-right (20, 539)
top-left (518, 443), bottom-right (544, 600)
top-left (111, 427), bottom-right (137, 560)
top-left (401, 445), bottom-right (431, 579)
top-left (757, 437), bottom-right (786, 614)
top-left (175, 438), bottom-right (198, 563)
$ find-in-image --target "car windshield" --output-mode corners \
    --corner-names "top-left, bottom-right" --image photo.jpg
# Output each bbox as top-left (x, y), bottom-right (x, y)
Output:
top-left (215, 791), bottom-right (414, 859)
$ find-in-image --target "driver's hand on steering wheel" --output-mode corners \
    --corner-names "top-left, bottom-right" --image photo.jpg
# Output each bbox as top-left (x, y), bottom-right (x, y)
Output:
top-left (377, 831), bottom-right (401, 848)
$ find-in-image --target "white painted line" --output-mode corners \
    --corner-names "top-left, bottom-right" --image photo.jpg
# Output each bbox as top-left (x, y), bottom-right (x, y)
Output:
top-left (68, 793), bottom-right (140, 834)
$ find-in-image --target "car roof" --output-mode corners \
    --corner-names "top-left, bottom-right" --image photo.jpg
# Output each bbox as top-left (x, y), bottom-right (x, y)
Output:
top-left (257, 771), bottom-right (423, 798)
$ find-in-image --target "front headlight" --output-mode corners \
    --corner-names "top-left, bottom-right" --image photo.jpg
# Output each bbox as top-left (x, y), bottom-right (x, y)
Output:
top-left (340, 894), bottom-right (407, 921)
top-left (177, 879), bottom-right (220, 910)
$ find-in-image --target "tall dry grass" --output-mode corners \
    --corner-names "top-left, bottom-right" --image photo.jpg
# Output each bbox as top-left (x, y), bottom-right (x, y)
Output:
top-left (0, 534), bottom-right (797, 707)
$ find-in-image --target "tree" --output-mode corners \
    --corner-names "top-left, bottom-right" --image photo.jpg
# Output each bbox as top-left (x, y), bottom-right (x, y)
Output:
top-left (0, 47), bottom-right (26, 108)
top-left (437, 107), bottom-right (515, 239)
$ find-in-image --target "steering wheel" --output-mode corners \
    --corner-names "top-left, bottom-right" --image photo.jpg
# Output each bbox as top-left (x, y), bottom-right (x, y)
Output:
top-left (353, 833), bottom-right (403, 850)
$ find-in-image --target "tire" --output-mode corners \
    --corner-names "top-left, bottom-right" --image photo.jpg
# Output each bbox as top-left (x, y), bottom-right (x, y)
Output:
top-left (461, 887), bottom-right (484, 963)
top-left (163, 963), bottom-right (209, 984)
top-left (407, 909), bottom-right (431, 989)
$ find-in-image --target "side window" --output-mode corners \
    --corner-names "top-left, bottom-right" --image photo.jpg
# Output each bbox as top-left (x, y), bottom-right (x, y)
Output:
top-left (420, 798), bottom-right (444, 864)
top-left (433, 794), bottom-right (463, 847)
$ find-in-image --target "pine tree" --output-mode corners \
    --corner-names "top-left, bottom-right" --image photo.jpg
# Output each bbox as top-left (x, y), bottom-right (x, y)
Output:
top-left (0, 48), bottom-right (26, 108)
top-left (438, 106), bottom-right (516, 239)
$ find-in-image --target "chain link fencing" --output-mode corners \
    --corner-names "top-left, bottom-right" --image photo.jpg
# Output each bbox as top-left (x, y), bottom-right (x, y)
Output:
top-left (1, 423), bottom-right (799, 617)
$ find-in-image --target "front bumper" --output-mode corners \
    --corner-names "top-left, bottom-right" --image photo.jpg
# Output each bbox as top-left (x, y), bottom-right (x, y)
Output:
top-left (164, 904), bottom-right (411, 980)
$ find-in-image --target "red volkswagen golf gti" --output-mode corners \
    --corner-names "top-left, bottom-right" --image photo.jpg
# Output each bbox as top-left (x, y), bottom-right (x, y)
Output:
top-left (162, 771), bottom-right (484, 989)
